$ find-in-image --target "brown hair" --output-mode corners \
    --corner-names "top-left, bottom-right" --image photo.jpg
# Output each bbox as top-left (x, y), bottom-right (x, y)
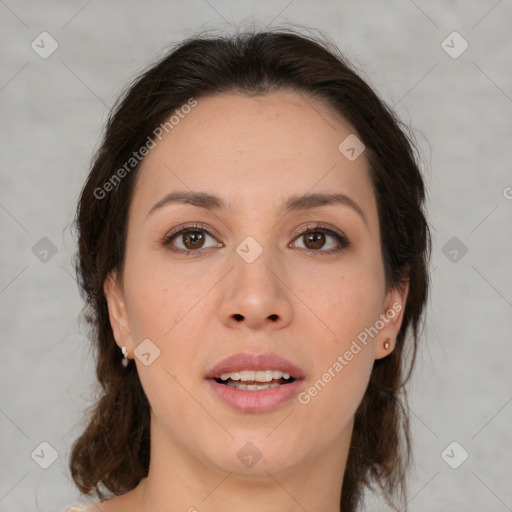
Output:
top-left (70, 27), bottom-right (431, 511)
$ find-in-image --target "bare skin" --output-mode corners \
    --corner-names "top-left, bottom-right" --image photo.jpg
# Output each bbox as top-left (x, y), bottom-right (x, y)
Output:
top-left (91, 90), bottom-right (408, 512)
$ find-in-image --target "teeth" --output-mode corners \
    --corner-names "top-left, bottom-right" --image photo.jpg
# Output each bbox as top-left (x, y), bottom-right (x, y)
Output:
top-left (219, 369), bottom-right (292, 382)
top-left (226, 381), bottom-right (282, 390)
top-left (239, 370), bottom-right (257, 381)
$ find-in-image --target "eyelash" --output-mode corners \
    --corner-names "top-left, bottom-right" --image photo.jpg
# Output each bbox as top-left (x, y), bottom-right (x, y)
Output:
top-left (161, 222), bottom-right (351, 256)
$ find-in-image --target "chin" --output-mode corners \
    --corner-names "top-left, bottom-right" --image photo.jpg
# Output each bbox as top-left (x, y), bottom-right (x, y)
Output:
top-left (201, 432), bottom-right (305, 477)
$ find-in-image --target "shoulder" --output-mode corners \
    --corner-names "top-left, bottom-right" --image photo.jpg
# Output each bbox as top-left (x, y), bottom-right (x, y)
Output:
top-left (65, 486), bottom-right (140, 512)
top-left (64, 506), bottom-right (100, 512)
top-left (63, 499), bottom-right (123, 512)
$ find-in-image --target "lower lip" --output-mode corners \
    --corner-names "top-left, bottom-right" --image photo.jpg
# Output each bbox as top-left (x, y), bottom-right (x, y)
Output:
top-left (206, 379), bottom-right (304, 413)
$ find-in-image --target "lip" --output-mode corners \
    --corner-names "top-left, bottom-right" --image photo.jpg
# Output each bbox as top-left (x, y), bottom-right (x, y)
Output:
top-left (205, 352), bottom-right (306, 413)
top-left (205, 352), bottom-right (306, 380)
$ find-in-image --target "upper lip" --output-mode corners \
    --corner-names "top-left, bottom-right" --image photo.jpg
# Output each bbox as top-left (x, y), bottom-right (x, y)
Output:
top-left (205, 352), bottom-right (306, 380)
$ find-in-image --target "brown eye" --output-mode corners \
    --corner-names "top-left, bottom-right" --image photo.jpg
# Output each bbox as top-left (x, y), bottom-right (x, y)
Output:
top-left (162, 222), bottom-right (349, 256)
top-left (179, 230), bottom-right (206, 250)
top-left (162, 224), bottom-right (222, 254)
top-left (291, 224), bottom-right (350, 255)
top-left (303, 231), bottom-right (326, 250)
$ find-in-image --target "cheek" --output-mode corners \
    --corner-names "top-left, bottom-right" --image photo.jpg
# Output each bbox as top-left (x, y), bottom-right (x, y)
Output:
top-left (125, 264), bottom-right (208, 426)
top-left (135, 358), bottom-right (210, 455)
top-left (123, 252), bottom-right (209, 342)
top-left (337, 288), bottom-right (383, 345)
top-left (299, 257), bottom-right (385, 342)
top-left (294, 261), bottom-right (383, 431)
top-left (299, 347), bottom-right (374, 443)
top-left (298, 282), bottom-right (378, 435)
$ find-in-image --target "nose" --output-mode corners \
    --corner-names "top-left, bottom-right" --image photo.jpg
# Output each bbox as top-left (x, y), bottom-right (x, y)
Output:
top-left (218, 246), bottom-right (293, 331)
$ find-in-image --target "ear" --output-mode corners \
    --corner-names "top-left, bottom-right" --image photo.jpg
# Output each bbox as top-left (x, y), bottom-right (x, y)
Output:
top-left (103, 270), bottom-right (134, 355)
top-left (374, 280), bottom-right (409, 360)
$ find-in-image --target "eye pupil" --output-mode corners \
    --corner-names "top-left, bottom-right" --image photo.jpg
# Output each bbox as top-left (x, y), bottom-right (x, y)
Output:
top-left (305, 232), bottom-right (325, 250)
top-left (184, 231), bottom-right (204, 249)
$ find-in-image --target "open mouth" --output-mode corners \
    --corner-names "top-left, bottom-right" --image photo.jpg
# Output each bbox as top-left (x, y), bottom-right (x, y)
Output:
top-left (205, 353), bottom-right (305, 411)
top-left (213, 369), bottom-right (297, 390)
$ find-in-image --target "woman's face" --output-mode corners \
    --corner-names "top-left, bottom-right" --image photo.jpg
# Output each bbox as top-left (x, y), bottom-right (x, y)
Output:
top-left (105, 90), bottom-right (407, 478)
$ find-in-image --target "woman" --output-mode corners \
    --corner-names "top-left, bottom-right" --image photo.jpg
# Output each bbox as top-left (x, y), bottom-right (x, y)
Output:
top-left (67, 27), bottom-right (431, 512)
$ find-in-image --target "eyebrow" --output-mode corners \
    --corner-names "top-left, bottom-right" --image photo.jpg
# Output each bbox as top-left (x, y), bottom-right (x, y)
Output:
top-left (147, 190), bottom-right (368, 227)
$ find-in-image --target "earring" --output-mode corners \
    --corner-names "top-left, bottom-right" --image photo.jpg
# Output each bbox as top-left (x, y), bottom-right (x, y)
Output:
top-left (384, 339), bottom-right (390, 351)
top-left (121, 346), bottom-right (130, 367)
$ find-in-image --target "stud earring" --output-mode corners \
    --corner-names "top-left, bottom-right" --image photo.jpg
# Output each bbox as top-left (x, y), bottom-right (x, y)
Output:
top-left (384, 339), bottom-right (390, 351)
top-left (121, 346), bottom-right (130, 367)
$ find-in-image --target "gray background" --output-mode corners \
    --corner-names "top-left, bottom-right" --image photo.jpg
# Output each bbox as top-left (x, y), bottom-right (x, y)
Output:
top-left (1, 1), bottom-right (511, 511)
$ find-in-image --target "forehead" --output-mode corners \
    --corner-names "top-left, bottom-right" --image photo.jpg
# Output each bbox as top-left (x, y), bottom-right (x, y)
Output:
top-left (130, 90), bottom-right (377, 224)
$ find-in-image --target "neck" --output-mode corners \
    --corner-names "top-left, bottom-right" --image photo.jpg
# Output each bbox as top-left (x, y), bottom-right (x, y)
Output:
top-left (134, 412), bottom-right (353, 512)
